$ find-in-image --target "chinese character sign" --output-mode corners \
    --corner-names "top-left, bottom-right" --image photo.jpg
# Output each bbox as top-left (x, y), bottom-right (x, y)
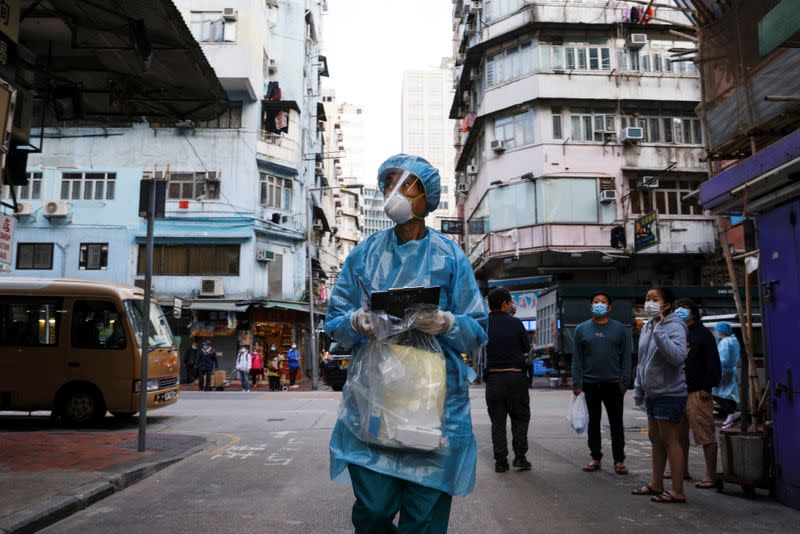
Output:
top-left (0, 214), bottom-right (14, 266)
top-left (510, 290), bottom-right (539, 319)
top-left (0, 0), bottom-right (19, 44)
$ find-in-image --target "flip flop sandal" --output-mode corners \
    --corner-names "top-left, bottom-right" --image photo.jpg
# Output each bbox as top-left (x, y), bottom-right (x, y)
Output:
top-left (695, 480), bottom-right (718, 489)
top-left (582, 462), bottom-right (601, 472)
top-left (632, 484), bottom-right (662, 496)
top-left (651, 491), bottom-right (687, 504)
top-left (614, 463), bottom-right (629, 475)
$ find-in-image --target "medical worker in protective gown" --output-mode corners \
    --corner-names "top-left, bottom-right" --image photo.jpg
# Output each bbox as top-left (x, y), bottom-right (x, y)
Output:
top-left (325, 154), bottom-right (488, 533)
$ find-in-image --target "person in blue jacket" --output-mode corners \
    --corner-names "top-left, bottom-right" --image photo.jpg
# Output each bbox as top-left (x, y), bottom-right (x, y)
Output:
top-left (712, 322), bottom-right (741, 419)
top-left (287, 343), bottom-right (301, 386)
top-left (325, 154), bottom-right (488, 533)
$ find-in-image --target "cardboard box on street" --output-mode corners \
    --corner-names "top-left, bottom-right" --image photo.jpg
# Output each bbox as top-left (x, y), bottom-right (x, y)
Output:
top-left (212, 370), bottom-right (227, 388)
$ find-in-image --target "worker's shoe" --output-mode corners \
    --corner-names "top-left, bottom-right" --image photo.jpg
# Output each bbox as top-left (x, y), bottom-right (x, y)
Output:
top-left (495, 461), bottom-right (509, 473)
top-left (513, 456), bottom-right (532, 471)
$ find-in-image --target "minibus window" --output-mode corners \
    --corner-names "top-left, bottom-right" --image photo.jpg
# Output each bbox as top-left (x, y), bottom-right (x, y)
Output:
top-left (124, 300), bottom-right (175, 349)
top-left (71, 300), bottom-right (127, 350)
top-left (0, 299), bottom-right (61, 346)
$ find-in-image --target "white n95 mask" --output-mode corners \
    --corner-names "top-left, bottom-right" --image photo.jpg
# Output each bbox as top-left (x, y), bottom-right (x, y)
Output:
top-left (382, 170), bottom-right (424, 225)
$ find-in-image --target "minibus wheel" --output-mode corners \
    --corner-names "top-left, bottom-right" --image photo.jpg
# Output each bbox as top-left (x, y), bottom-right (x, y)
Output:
top-left (62, 388), bottom-right (105, 426)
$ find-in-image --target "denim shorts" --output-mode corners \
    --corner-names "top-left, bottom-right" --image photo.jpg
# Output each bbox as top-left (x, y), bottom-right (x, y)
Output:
top-left (646, 396), bottom-right (687, 423)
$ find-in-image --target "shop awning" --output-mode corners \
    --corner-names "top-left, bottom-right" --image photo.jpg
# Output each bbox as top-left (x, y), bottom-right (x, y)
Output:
top-left (488, 275), bottom-right (553, 288)
top-left (235, 299), bottom-right (324, 315)
top-left (187, 301), bottom-right (249, 312)
top-left (312, 205), bottom-right (331, 232)
top-left (19, 0), bottom-right (229, 122)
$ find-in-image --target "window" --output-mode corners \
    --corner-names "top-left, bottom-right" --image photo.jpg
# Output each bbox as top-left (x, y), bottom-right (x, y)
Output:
top-left (137, 244), bottom-right (240, 276)
top-left (487, 41), bottom-right (533, 86)
top-left (0, 298), bottom-right (61, 346)
top-left (16, 243), bottom-right (54, 270)
top-left (552, 42), bottom-right (611, 71)
top-left (536, 178), bottom-right (599, 223)
top-left (60, 172), bottom-right (115, 201)
top-left (190, 11), bottom-right (237, 43)
top-left (570, 109), bottom-right (614, 142)
top-left (79, 243), bottom-right (109, 270)
top-left (259, 173), bottom-right (293, 210)
top-left (493, 109), bottom-right (534, 149)
top-left (71, 300), bottom-right (127, 350)
top-left (2, 172), bottom-right (43, 201)
top-left (165, 171), bottom-right (219, 200)
top-left (629, 178), bottom-right (702, 215)
top-left (484, 0), bottom-right (523, 23)
top-left (552, 107), bottom-right (563, 139)
top-left (622, 114), bottom-right (702, 145)
top-left (196, 102), bottom-right (243, 128)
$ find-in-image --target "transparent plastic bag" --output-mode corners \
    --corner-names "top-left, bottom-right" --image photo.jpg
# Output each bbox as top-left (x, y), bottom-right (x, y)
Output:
top-left (340, 305), bottom-right (447, 452)
top-left (568, 392), bottom-right (589, 435)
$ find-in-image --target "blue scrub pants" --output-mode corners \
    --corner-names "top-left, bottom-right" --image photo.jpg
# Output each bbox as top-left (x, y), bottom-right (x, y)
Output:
top-left (347, 464), bottom-right (452, 534)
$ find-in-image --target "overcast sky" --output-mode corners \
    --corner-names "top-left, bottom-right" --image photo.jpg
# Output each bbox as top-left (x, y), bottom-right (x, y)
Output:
top-left (322, 0), bottom-right (453, 185)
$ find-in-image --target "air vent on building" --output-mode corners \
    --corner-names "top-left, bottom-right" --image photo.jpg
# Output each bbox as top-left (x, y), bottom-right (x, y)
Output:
top-left (200, 278), bottom-right (224, 297)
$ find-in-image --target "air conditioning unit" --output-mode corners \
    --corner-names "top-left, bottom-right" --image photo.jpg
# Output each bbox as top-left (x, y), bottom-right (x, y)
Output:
top-left (622, 127), bottom-right (644, 142)
top-left (256, 249), bottom-right (276, 262)
top-left (599, 189), bottom-right (618, 203)
top-left (637, 176), bottom-right (660, 189)
top-left (456, 183), bottom-right (468, 193)
top-left (466, 21), bottom-right (476, 34)
top-left (223, 8), bottom-right (237, 21)
top-left (469, 68), bottom-right (479, 81)
top-left (205, 171), bottom-right (220, 182)
top-left (268, 58), bottom-right (277, 72)
top-left (471, 0), bottom-right (483, 10)
top-left (467, 164), bottom-right (478, 175)
top-left (462, 90), bottom-right (470, 102)
top-left (14, 203), bottom-right (33, 216)
top-left (491, 139), bottom-right (506, 153)
top-left (627, 33), bottom-right (648, 48)
top-left (44, 200), bottom-right (69, 217)
top-left (200, 278), bottom-right (224, 297)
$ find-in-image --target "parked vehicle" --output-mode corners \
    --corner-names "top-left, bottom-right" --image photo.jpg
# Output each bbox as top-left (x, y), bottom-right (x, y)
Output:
top-left (323, 342), bottom-right (350, 391)
top-left (0, 277), bottom-right (180, 425)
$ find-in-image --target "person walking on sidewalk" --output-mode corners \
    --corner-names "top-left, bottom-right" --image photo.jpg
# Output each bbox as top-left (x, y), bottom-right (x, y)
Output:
top-left (250, 346), bottom-right (265, 389)
top-left (572, 292), bottom-right (632, 475)
top-left (183, 339), bottom-right (199, 385)
top-left (287, 343), bottom-right (301, 386)
top-left (632, 286), bottom-right (689, 504)
top-left (267, 353), bottom-right (280, 391)
top-left (197, 340), bottom-right (218, 391)
top-left (674, 298), bottom-right (721, 489)
top-left (236, 345), bottom-right (252, 391)
top-left (485, 287), bottom-right (532, 473)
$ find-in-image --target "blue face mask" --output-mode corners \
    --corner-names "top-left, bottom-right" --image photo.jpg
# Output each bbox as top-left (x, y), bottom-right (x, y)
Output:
top-left (591, 303), bottom-right (609, 317)
top-left (675, 307), bottom-right (691, 321)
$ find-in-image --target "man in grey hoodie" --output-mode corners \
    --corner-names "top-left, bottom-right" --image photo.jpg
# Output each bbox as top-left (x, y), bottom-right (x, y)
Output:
top-left (631, 286), bottom-right (689, 504)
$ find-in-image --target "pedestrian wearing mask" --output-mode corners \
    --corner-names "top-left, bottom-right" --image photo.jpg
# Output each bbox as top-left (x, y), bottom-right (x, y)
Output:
top-left (632, 286), bottom-right (689, 504)
top-left (235, 345), bottom-right (252, 391)
top-left (196, 340), bottom-right (219, 391)
top-left (673, 298), bottom-right (721, 489)
top-left (183, 339), bottom-right (199, 385)
top-left (572, 292), bottom-right (632, 475)
top-left (485, 287), bottom-right (532, 473)
top-left (712, 322), bottom-right (741, 426)
top-left (250, 345), bottom-right (265, 389)
top-left (287, 343), bottom-right (301, 386)
top-left (325, 154), bottom-right (488, 533)
top-left (267, 353), bottom-right (280, 391)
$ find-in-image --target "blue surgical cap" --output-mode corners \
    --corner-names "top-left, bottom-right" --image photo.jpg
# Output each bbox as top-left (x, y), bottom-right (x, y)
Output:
top-left (377, 153), bottom-right (441, 215)
top-left (715, 322), bottom-right (733, 336)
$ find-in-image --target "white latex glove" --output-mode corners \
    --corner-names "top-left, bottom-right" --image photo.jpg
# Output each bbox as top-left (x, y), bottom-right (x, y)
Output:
top-left (411, 310), bottom-right (455, 335)
top-left (350, 308), bottom-right (374, 336)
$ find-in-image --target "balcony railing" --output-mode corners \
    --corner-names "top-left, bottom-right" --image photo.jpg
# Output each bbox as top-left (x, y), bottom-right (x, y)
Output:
top-left (257, 130), bottom-right (300, 167)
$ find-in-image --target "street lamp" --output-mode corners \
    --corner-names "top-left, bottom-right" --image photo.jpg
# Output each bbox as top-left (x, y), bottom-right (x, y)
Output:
top-left (306, 183), bottom-right (362, 390)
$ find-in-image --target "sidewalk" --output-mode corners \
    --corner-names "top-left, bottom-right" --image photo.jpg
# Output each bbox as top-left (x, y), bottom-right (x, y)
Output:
top-left (0, 427), bottom-right (211, 534)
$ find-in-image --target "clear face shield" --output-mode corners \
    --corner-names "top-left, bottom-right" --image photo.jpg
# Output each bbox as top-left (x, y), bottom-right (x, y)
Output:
top-left (381, 169), bottom-right (424, 225)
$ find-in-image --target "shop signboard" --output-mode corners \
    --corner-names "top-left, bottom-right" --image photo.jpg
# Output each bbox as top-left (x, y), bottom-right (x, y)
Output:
top-left (634, 211), bottom-right (660, 252)
top-left (173, 297), bottom-right (183, 319)
top-left (510, 289), bottom-right (540, 320)
top-left (0, 213), bottom-right (13, 266)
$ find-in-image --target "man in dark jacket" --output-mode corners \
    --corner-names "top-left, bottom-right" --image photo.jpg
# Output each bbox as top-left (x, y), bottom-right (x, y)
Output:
top-left (183, 339), bottom-right (199, 384)
top-left (196, 339), bottom-right (219, 391)
top-left (674, 298), bottom-right (721, 488)
top-left (485, 287), bottom-right (532, 473)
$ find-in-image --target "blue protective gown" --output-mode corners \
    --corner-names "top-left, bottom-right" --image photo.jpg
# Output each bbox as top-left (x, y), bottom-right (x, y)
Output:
top-left (712, 336), bottom-right (741, 403)
top-left (325, 226), bottom-right (488, 497)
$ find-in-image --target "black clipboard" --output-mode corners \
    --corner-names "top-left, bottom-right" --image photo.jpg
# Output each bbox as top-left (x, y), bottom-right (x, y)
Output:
top-left (370, 286), bottom-right (441, 318)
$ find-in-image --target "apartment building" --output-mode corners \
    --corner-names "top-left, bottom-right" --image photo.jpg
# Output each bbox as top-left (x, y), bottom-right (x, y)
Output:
top-left (450, 0), bottom-right (715, 289)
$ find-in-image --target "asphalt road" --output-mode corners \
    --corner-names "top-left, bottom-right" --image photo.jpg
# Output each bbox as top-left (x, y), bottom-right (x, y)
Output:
top-left (40, 387), bottom-right (799, 533)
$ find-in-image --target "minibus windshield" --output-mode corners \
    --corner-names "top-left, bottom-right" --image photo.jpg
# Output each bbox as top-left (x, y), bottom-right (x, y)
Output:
top-left (124, 300), bottom-right (175, 349)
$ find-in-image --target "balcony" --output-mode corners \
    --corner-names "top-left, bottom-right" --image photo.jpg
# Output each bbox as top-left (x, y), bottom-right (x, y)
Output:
top-left (257, 131), bottom-right (300, 168)
top-left (626, 217), bottom-right (717, 255)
